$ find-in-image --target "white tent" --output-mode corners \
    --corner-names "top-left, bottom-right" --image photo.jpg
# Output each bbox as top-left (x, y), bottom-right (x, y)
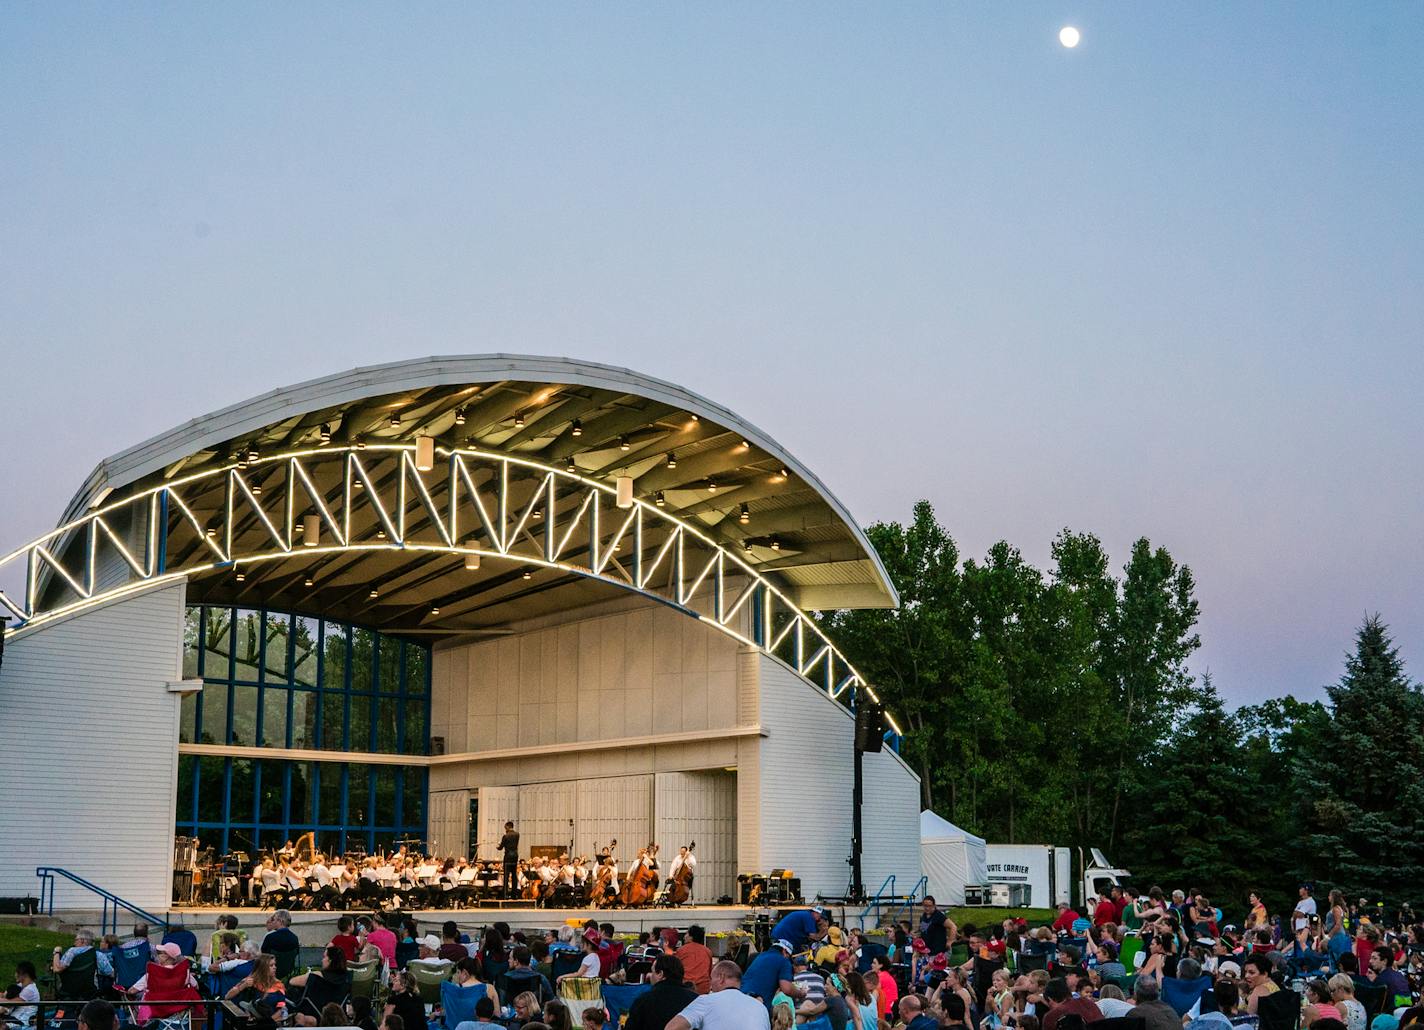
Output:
top-left (920, 810), bottom-right (988, 906)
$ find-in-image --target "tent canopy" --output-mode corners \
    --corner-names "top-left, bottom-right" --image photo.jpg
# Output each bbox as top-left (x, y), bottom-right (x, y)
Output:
top-left (920, 810), bottom-right (985, 846)
top-left (919, 810), bottom-right (988, 905)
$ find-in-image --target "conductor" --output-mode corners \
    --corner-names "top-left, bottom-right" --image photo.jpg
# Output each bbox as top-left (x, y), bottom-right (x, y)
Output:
top-left (497, 820), bottom-right (520, 899)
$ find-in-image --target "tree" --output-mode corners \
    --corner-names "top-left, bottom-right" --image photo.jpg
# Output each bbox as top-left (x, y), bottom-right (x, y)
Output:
top-left (1121, 674), bottom-right (1262, 904)
top-left (820, 500), bottom-right (967, 810)
top-left (1293, 615), bottom-right (1424, 905)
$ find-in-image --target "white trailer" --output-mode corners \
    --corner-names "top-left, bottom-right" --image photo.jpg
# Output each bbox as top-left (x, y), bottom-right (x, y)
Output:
top-left (983, 844), bottom-right (1131, 909)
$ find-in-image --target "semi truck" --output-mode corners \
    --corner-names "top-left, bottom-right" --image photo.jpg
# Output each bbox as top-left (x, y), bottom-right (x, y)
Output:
top-left (976, 845), bottom-right (1131, 909)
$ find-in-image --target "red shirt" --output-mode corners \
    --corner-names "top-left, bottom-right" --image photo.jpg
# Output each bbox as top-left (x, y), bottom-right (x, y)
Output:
top-left (330, 934), bottom-right (361, 962)
top-left (1053, 909), bottom-right (1080, 933)
top-left (1044, 998), bottom-right (1105, 1030)
top-left (676, 941), bottom-right (713, 994)
top-left (1093, 899), bottom-right (1118, 927)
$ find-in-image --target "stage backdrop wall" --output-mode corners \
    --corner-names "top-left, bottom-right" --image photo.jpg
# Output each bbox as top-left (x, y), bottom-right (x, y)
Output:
top-left (0, 581), bottom-right (187, 912)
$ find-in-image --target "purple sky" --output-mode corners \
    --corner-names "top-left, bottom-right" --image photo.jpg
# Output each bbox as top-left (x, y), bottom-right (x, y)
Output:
top-left (3, 4), bottom-right (1422, 704)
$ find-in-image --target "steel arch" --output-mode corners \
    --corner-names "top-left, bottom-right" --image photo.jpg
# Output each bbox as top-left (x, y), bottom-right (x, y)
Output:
top-left (0, 444), bottom-right (901, 739)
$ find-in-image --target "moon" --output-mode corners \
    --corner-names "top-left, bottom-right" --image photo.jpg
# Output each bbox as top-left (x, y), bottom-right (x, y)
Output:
top-left (1059, 25), bottom-right (1081, 48)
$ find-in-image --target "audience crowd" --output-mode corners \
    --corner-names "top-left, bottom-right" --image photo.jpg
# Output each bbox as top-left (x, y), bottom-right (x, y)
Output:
top-left (7, 882), bottom-right (1423, 1030)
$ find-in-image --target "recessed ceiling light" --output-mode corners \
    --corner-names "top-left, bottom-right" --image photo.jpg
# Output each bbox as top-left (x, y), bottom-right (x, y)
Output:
top-left (739, 503), bottom-right (750, 525)
top-left (570, 419), bottom-right (582, 437)
top-left (454, 407), bottom-right (466, 426)
top-left (655, 491), bottom-right (665, 507)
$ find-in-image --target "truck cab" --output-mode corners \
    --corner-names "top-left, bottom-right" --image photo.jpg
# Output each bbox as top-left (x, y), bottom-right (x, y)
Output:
top-left (1081, 847), bottom-right (1131, 907)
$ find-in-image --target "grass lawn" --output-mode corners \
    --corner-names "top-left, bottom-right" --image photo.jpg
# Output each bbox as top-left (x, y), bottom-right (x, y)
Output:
top-left (945, 906), bottom-right (1057, 928)
top-left (0, 924), bottom-right (71, 985)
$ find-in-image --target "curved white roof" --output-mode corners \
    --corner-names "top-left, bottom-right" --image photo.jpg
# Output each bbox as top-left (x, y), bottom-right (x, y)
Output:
top-left (63, 354), bottom-right (896, 613)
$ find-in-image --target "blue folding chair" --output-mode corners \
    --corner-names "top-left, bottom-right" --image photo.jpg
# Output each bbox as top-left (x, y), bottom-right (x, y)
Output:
top-left (1162, 975), bottom-right (1212, 1017)
top-left (600, 983), bottom-right (649, 1029)
top-left (112, 944), bottom-right (152, 991)
top-left (439, 979), bottom-right (490, 1028)
top-left (162, 928), bottom-right (199, 958)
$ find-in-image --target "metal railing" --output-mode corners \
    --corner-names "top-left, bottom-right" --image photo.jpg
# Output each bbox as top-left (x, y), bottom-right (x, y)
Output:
top-left (35, 867), bottom-right (170, 936)
top-left (857, 874), bottom-right (896, 929)
top-left (883, 874), bottom-right (929, 928)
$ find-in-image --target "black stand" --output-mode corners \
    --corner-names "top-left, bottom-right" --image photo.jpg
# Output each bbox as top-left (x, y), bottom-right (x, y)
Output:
top-left (850, 742), bottom-right (865, 901)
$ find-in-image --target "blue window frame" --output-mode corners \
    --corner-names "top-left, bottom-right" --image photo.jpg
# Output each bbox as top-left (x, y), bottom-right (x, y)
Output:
top-left (177, 604), bottom-right (431, 853)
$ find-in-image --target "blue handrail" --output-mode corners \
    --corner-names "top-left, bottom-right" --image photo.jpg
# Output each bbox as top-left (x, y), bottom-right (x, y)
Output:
top-left (35, 867), bottom-right (170, 936)
top-left (884, 874), bottom-right (929, 927)
top-left (857, 874), bottom-right (896, 930)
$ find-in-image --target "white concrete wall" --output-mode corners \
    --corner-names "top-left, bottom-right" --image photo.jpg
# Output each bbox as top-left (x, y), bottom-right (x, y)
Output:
top-left (431, 593), bottom-right (742, 755)
top-left (755, 654), bottom-right (920, 900)
top-left (0, 582), bottom-right (187, 912)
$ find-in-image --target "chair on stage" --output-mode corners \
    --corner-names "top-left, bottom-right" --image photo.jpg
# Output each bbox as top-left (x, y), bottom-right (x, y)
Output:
top-left (405, 963), bottom-right (454, 1006)
top-left (439, 979), bottom-right (491, 1028)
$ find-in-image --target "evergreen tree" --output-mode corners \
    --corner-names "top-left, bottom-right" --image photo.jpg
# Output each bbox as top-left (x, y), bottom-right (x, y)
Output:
top-left (1293, 615), bottom-right (1424, 905)
top-left (1121, 674), bottom-right (1260, 902)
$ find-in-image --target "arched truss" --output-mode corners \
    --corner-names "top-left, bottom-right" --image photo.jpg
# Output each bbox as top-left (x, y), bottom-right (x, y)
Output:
top-left (0, 444), bottom-right (902, 742)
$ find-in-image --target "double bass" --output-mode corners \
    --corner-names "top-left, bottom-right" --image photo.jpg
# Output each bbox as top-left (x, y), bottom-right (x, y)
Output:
top-left (667, 842), bottom-right (695, 905)
top-left (621, 843), bottom-right (660, 907)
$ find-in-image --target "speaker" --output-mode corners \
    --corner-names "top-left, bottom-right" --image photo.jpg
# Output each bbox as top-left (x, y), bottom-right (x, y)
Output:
top-left (854, 699), bottom-right (885, 753)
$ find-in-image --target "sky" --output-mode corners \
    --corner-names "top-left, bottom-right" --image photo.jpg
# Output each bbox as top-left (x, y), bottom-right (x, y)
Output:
top-left (2, 3), bottom-right (1422, 705)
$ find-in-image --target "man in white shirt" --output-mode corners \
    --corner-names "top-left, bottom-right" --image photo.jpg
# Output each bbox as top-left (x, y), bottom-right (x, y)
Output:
top-left (667, 960), bottom-right (771, 1030)
top-left (309, 858), bottom-right (338, 909)
top-left (1293, 884), bottom-right (1317, 933)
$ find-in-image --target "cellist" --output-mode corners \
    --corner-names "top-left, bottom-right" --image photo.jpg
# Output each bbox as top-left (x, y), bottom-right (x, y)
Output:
top-left (668, 844), bottom-right (696, 904)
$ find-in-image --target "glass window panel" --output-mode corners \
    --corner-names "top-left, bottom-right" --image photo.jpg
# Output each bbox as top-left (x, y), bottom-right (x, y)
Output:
top-left (197, 757), bottom-right (227, 824)
top-left (347, 765), bottom-right (372, 827)
top-left (290, 690), bottom-right (317, 750)
top-left (402, 769), bottom-right (425, 828)
top-left (229, 759), bottom-right (255, 823)
top-left (180, 692), bottom-right (197, 744)
top-left (378, 638), bottom-right (400, 694)
top-left (320, 692), bottom-right (344, 750)
top-left (199, 684), bottom-right (229, 745)
top-left (260, 687), bottom-right (288, 748)
top-left (404, 645), bottom-right (428, 696)
top-left (318, 765), bottom-right (344, 826)
top-left (233, 609), bottom-right (263, 681)
top-left (177, 755), bottom-right (197, 823)
top-left (373, 768), bottom-right (397, 827)
top-left (231, 686), bottom-right (259, 746)
top-left (403, 700), bottom-right (427, 756)
top-left (351, 628), bottom-right (375, 694)
top-left (318, 831), bottom-right (342, 856)
top-left (289, 763), bottom-right (312, 825)
top-left (263, 612), bottom-right (291, 683)
top-left (349, 693), bottom-right (372, 752)
top-left (196, 827), bottom-right (225, 853)
top-left (375, 696), bottom-right (398, 753)
top-left (259, 827), bottom-right (289, 853)
top-left (204, 607), bottom-right (232, 678)
top-left (259, 760), bottom-right (286, 826)
top-left (293, 617), bottom-right (319, 688)
top-left (183, 607), bottom-right (201, 678)
top-left (322, 627), bottom-right (348, 691)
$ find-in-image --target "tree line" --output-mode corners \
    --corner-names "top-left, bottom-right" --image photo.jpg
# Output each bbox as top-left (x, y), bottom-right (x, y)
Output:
top-left (822, 500), bottom-right (1424, 916)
